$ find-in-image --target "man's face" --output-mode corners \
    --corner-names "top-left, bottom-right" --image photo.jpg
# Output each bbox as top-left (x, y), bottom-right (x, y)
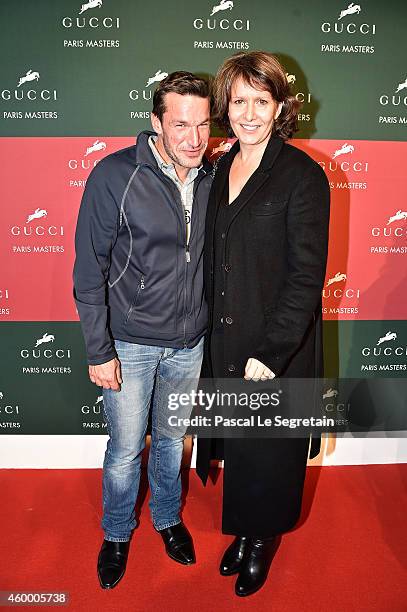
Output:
top-left (151, 93), bottom-right (210, 177)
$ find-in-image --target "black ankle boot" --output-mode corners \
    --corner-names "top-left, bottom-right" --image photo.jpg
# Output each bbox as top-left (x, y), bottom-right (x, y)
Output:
top-left (157, 522), bottom-right (196, 565)
top-left (235, 536), bottom-right (279, 597)
top-left (219, 536), bottom-right (248, 576)
top-left (97, 540), bottom-right (130, 589)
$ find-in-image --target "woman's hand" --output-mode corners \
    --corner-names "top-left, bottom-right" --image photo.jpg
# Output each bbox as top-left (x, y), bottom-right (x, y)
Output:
top-left (244, 358), bottom-right (275, 381)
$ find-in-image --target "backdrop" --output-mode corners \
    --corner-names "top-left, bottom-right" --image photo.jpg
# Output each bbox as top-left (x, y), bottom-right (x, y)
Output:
top-left (0, 0), bottom-right (406, 457)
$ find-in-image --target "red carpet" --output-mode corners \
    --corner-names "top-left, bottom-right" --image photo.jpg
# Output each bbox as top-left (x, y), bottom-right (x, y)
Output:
top-left (1, 465), bottom-right (406, 611)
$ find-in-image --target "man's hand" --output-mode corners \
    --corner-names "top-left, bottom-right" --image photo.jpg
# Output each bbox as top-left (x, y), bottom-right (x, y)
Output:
top-left (88, 358), bottom-right (122, 390)
top-left (244, 358), bottom-right (275, 382)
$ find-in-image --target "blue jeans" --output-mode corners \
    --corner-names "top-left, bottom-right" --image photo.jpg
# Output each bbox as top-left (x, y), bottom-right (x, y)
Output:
top-left (101, 337), bottom-right (204, 541)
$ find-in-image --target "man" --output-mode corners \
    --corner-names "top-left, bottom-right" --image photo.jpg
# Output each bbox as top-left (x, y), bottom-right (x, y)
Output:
top-left (73, 72), bottom-right (212, 589)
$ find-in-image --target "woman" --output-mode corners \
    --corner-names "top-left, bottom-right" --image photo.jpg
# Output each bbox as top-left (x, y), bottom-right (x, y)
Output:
top-left (197, 51), bottom-right (330, 597)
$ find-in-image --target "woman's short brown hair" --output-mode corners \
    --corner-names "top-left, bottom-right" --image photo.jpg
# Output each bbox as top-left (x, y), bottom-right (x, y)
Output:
top-left (212, 51), bottom-right (300, 140)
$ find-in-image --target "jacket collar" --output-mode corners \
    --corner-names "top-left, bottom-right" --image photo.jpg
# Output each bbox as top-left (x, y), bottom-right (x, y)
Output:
top-left (258, 133), bottom-right (284, 172)
top-left (213, 132), bottom-right (284, 199)
top-left (134, 130), bottom-right (212, 175)
top-left (226, 132), bottom-right (284, 172)
top-left (210, 133), bottom-right (285, 230)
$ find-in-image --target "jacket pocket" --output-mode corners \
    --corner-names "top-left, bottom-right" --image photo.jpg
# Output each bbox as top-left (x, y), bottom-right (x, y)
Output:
top-left (250, 200), bottom-right (288, 216)
top-left (124, 273), bottom-right (146, 323)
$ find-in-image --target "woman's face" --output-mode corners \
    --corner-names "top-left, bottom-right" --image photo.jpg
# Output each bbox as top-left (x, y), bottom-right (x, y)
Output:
top-left (228, 77), bottom-right (282, 147)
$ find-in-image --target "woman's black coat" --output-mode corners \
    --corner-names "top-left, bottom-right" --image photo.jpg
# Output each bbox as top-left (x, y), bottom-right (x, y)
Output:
top-left (196, 134), bottom-right (330, 537)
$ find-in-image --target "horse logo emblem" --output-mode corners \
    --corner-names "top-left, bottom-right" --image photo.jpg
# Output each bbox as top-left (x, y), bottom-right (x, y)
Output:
top-left (146, 70), bottom-right (168, 87)
top-left (84, 140), bottom-right (107, 157)
top-left (387, 210), bottom-right (407, 225)
top-left (338, 3), bottom-right (361, 20)
top-left (79, 0), bottom-right (102, 15)
top-left (332, 143), bottom-right (355, 159)
top-left (376, 331), bottom-right (397, 346)
top-left (326, 272), bottom-right (347, 287)
top-left (395, 77), bottom-right (407, 94)
top-left (35, 333), bottom-right (55, 347)
top-left (26, 208), bottom-right (48, 224)
top-left (210, 0), bottom-right (234, 16)
top-left (323, 388), bottom-right (338, 400)
top-left (210, 141), bottom-right (232, 157)
top-left (18, 70), bottom-right (40, 87)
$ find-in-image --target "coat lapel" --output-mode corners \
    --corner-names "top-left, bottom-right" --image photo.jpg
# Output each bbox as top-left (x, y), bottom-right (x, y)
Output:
top-left (213, 143), bottom-right (236, 208)
top-left (227, 134), bottom-right (285, 227)
top-left (205, 134), bottom-right (284, 304)
top-left (204, 147), bottom-right (237, 282)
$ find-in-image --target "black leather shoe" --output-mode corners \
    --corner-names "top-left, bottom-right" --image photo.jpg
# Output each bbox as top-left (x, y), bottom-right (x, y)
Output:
top-left (158, 522), bottom-right (195, 565)
top-left (97, 539), bottom-right (130, 589)
top-left (219, 537), bottom-right (248, 576)
top-left (235, 537), bottom-right (279, 597)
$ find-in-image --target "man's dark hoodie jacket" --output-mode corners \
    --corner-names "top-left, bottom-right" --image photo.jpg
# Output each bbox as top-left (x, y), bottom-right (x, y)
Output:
top-left (73, 131), bottom-right (212, 365)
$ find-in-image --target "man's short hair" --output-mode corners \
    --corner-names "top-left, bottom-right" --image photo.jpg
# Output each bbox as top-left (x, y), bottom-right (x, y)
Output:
top-left (152, 71), bottom-right (210, 122)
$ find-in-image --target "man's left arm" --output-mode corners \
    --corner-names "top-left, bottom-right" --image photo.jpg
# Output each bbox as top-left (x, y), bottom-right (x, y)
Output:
top-left (73, 161), bottom-right (120, 366)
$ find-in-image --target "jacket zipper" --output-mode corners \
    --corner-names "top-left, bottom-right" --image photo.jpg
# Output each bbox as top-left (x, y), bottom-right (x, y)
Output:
top-left (146, 165), bottom-right (207, 348)
top-left (165, 182), bottom-right (190, 347)
top-left (182, 248), bottom-right (189, 348)
top-left (182, 172), bottom-right (206, 345)
top-left (125, 274), bottom-right (145, 322)
top-left (170, 179), bottom-right (203, 349)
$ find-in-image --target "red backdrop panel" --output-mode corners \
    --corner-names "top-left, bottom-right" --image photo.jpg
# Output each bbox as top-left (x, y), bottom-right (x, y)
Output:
top-left (1, 138), bottom-right (405, 321)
